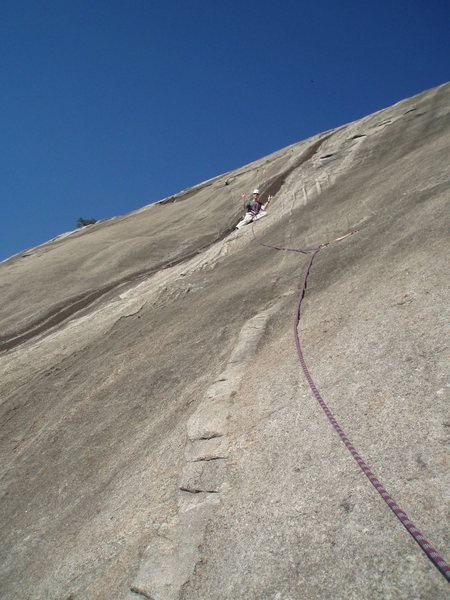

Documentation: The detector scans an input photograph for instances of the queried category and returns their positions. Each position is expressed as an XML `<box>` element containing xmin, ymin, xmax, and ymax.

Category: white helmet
<box><xmin>252</xmin><ymin>188</ymin><xmax>260</xmax><ymax>194</ymax></box>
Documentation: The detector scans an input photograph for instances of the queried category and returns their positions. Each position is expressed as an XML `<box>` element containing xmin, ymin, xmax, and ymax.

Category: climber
<box><xmin>236</xmin><ymin>188</ymin><xmax>273</xmax><ymax>229</ymax></box>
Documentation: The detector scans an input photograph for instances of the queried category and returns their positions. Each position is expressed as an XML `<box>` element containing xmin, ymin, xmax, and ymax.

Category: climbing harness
<box><xmin>251</xmin><ymin>223</ymin><xmax>450</xmax><ymax>583</ymax></box>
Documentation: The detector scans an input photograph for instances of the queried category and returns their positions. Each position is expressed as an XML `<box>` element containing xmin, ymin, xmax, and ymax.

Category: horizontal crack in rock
<box><xmin>192</xmin><ymin>456</ymin><xmax>227</xmax><ymax>462</ymax></box>
<box><xmin>197</xmin><ymin>433</ymin><xmax>224</xmax><ymax>441</ymax></box>
<box><xmin>179</xmin><ymin>487</ymin><xmax>219</xmax><ymax>494</ymax></box>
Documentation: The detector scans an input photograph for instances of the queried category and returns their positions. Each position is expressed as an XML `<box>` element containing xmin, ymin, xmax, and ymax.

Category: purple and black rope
<box><xmin>251</xmin><ymin>224</ymin><xmax>450</xmax><ymax>582</ymax></box>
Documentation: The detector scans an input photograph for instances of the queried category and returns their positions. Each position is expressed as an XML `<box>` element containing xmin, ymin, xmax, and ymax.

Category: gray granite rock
<box><xmin>0</xmin><ymin>83</ymin><xmax>449</xmax><ymax>599</ymax></box>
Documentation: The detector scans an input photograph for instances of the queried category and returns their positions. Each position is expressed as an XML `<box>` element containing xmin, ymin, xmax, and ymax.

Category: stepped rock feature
<box><xmin>1</xmin><ymin>84</ymin><xmax>449</xmax><ymax>599</ymax></box>
<box><xmin>129</xmin><ymin>303</ymin><xmax>281</xmax><ymax>599</ymax></box>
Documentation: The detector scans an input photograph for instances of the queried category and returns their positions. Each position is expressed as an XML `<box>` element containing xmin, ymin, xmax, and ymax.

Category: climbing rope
<box><xmin>251</xmin><ymin>223</ymin><xmax>450</xmax><ymax>583</ymax></box>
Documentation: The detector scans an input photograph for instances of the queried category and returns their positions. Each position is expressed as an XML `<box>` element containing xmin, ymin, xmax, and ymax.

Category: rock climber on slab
<box><xmin>236</xmin><ymin>188</ymin><xmax>273</xmax><ymax>229</ymax></box>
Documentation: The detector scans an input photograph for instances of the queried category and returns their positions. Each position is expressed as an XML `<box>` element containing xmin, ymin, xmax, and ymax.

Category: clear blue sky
<box><xmin>1</xmin><ymin>0</ymin><xmax>449</xmax><ymax>261</ymax></box>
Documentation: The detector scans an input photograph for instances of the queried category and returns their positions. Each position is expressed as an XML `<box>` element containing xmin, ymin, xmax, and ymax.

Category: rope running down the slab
<box><xmin>250</xmin><ymin>222</ymin><xmax>450</xmax><ymax>583</ymax></box>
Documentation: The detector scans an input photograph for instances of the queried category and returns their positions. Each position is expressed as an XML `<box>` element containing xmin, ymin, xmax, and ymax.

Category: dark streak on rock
<box><xmin>179</xmin><ymin>487</ymin><xmax>219</xmax><ymax>494</ymax></box>
<box><xmin>259</xmin><ymin>133</ymin><xmax>334</xmax><ymax>204</ymax></box>
<box><xmin>0</xmin><ymin>232</ymin><xmax>236</xmax><ymax>354</ymax></box>
<box><xmin>129</xmin><ymin>585</ymin><xmax>155</xmax><ymax>599</ymax></box>
<box><xmin>192</xmin><ymin>457</ymin><xmax>227</xmax><ymax>462</ymax></box>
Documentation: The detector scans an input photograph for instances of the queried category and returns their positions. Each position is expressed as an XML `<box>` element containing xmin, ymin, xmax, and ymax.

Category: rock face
<box><xmin>0</xmin><ymin>84</ymin><xmax>449</xmax><ymax>599</ymax></box>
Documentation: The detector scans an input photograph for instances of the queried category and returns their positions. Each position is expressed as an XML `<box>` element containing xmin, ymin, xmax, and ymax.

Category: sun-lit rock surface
<box><xmin>0</xmin><ymin>83</ymin><xmax>449</xmax><ymax>599</ymax></box>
